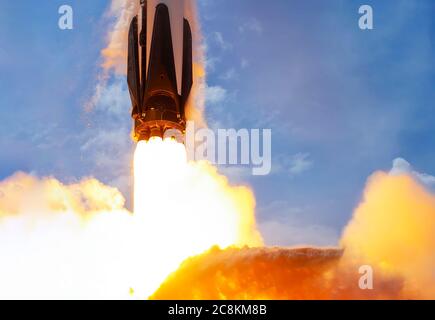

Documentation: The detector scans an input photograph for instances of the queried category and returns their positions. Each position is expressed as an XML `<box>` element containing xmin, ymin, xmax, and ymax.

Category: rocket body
<box><xmin>127</xmin><ymin>0</ymin><xmax>193</xmax><ymax>141</ymax></box>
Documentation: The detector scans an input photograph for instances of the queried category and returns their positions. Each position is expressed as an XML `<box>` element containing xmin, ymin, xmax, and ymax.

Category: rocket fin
<box><xmin>139</xmin><ymin>1</ymin><xmax>147</xmax><ymax>102</ymax></box>
<box><xmin>181</xmin><ymin>19</ymin><xmax>193</xmax><ymax>116</ymax></box>
<box><xmin>127</xmin><ymin>16</ymin><xmax>141</xmax><ymax>117</ymax></box>
<box><xmin>144</xmin><ymin>3</ymin><xmax>179</xmax><ymax>113</ymax></box>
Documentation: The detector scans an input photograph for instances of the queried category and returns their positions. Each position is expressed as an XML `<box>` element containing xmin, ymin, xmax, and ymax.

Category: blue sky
<box><xmin>0</xmin><ymin>0</ymin><xmax>434</xmax><ymax>246</ymax></box>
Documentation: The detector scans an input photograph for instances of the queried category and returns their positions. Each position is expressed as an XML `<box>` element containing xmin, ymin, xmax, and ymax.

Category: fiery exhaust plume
<box><xmin>340</xmin><ymin>172</ymin><xmax>435</xmax><ymax>299</ymax></box>
<box><xmin>0</xmin><ymin>0</ymin><xmax>261</xmax><ymax>299</ymax></box>
<box><xmin>132</xmin><ymin>137</ymin><xmax>262</xmax><ymax>296</ymax></box>
<box><xmin>0</xmin><ymin>0</ymin><xmax>433</xmax><ymax>301</ymax></box>
<box><xmin>152</xmin><ymin>247</ymin><xmax>344</xmax><ymax>300</ymax></box>
<box><xmin>3</xmin><ymin>165</ymin><xmax>434</xmax><ymax>299</ymax></box>
<box><xmin>151</xmin><ymin>171</ymin><xmax>435</xmax><ymax>300</ymax></box>
<box><xmin>0</xmin><ymin>139</ymin><xmax>261</xmax><ymax>299</ymax></box>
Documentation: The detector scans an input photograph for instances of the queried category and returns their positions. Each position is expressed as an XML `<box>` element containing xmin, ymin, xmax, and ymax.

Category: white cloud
<box><xmin>80</xmin><ymin>126</ymin><xmax>134</xmax><ymax>199</ymax></box>
<box><xmin>258</xmin><ymin>201</ymin><xmax>339</xmax><ymax>247</ymax></box>
<box><xmin>205</xmin><ymin>85</ymin><xmax>227</xmax><ymax>105</ymax></box>
<box><xmin>241</xmin><ymin>58</ymin><xmax>249</xmax><ymax>69</ymax></box>
<box><xmin>213</xmin><ymin>32</ymin><xmax>231</xmax><ymax>50</ymax></box>
<box><xmin>87</xmin><ymin>78</ymin><xmax>130</xmax><ymax>116</ymax></box>
<box><xmin>217</xmin><ymin>166</ymin><xmax>252</xmax><ymax>183</ymax></box>
<box><xmin>205</xmin><ymin>56</ymin><xmax>220</xmax><ymax>73</ymax></box>
<box><xmin>259</xmin><ymin>220</ymin><xmax>339</xmax><ymax>247</ymax></box>
<box><xmin>271</xmin><ymin>153</ymin><xmax>313</xmax><ymax>177</ymax></box>
<box><xmin>288</xmin><ymin>153</ymin><xmax>313</xmax><ymax>175</ymax></box>
<box><xmin>81</xmin><ymin>76</ymin><xmax>134</xmax><ymax>199</ymax></box>
<box><xmin>238</xmin><ymin>18</ymin><xmax>263</xmax><ymax>35</ymax></box>
<box><xmin>389</xmin><ymin>157</ymin><xmax>435</xmax><ymax>188</ymax></box>
<box><xmin>220</xmin><ymin>68</ymin><xmax>237</xmax><ymax>81</ymax></box>
<box><xmin>81</xmin><ymin>127</ymin><xmax>128</xmax><ymax>152</ymax></box>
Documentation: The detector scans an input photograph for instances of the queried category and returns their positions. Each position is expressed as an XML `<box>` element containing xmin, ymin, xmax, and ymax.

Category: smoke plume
<box><xmin>340</xmin><ymin>172</ymin><xmax>435</xmax><ymax>298</ymax></box>
<box><xmin>0</xmin><ymin>139</ymin><xmax>262</xmax><ymax>299</ymax></box>
<box><xmin>151</xmin><ymin>169</ymin><xmax>435</xmax><ymax>300</ymax></box>
<box><xmin>1</xmin><ymin>0</ymin><xmax>434</xmax><ymax>300</ymax></box>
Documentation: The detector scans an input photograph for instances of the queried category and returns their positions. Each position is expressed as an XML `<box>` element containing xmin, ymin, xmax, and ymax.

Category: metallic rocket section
<box><xmin>127</xmin><ymin>0</ymin><xmax>193</xmax><ymax>141</ymax></box>
<box><xmin>127</xmin><ymin>16</ymin><xmax>140</xmax><ymax>118</ymax></box>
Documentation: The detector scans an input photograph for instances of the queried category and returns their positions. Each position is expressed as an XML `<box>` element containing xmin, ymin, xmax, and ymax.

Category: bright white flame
<box><xmin>0</xmin><ymin>138</ymin><xmax>261</xmax><ymax>299</ymax></box>
<box><xmin>133</xmin><ymin>137</ymin><xmax>262</xmax><ymax>297</ymax></box>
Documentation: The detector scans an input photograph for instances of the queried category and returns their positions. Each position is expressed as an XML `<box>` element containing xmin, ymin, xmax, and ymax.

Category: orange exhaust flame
<box><xmin>151</xmin><ymin>246</ymin><xmax>411</xmax><ymax>300</ymax></box>
<box><xmin>0</xmin><ymin>141</ymin><xmax>434</xmax><ymax>299</ymax></box>
<box><xmin>0</xmin><ymin>139</ymin><xmax>262</xmax><ymax>299</ymax></box>
<box><xmin>152</xmin><ymin>247</ymin><xmax>344</xmax><ymax>300</ymax></box>
<box><xmin>151</xmin><ymin>172</ymin><xmax>435</xmax><ymax>300</ymax></box>
<box><xmin>133</xmin><ymin>137</ymin><xmax>262</xmax><ymax>297</ymax></box>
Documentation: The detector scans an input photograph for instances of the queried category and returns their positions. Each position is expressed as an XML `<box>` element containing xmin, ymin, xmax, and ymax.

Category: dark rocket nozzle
<box><xmin>127</xmin><ymin>1</ymin><xmax>193</xmax><ymax>142</ymax></box>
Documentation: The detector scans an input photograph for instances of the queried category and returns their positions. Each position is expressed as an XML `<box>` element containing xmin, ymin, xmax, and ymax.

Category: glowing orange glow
<box><xmin>152</xmin><ymin>172</ymin><xmax>435</xmax><ymax>300</ymax></box>
<box><xmin>152</xmin><ymin>247</ymin><xmax>345</xmax><ymax>300</ymax></box>
<box><xmin>0</xmin><ymin>138</ymin><xmax>262</xmax><ymax>299</ymax></box>
<box><xmin>0</xmin><ymin>142</ymin><xmax>434</xmax><ymax>299</ymax></box>
<box><xmin>340</xmin><ymin>172</ymin><xmax>435</xmax><ymax>298</ymax></box>
<box><xmin>133</xmin><ymin>137</ymin><xmax>262</xmax><ymax>297</ymax></box>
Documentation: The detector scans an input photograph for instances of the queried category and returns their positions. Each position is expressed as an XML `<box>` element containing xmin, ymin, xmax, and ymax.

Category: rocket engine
<box><xmin>127</xmin><ymin>0</ymin><xmax>193</xmax><ymax>141</ymax></box>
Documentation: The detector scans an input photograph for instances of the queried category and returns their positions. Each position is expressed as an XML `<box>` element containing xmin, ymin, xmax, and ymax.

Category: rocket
<box><xmin>127</xmin><ymin>0</ymin><xmax>193</xmax><ymax>141</ymax></box>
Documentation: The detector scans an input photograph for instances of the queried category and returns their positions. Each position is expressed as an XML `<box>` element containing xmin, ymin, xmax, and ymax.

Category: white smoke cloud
<box><xmin>90</xmin><ymin>78</ymin><xmax>130</xmax><ymax>116</ymax></box>
<box><xmin>389</xmin><ymin>157</ymin><xmax>435</xmax><ymax>189</ymax></box>
<box><xmin>205</xmin><ymin>85</ymin><xmax>227</xmax><ymax>105</ymax></box>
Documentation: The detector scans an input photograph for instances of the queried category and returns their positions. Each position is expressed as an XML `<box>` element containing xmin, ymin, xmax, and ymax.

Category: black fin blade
<box><xmin>127</xmin><ymin>16</ymin><xmax>141</xmax><ymax>116</ymax></box>
<box><xmin>139</xmin><ymin>0</ymin><xmax>147</xmax><ymax>101</ymax></box>
<box><xmin>181</xmin><ymin>18</ymin><xmax>193</xmax><ymax>116</ymax></box>
<box><xmin>144</xmin><ymin>3</ymin><xmax>179</xmax><ymax>112</ymax></box>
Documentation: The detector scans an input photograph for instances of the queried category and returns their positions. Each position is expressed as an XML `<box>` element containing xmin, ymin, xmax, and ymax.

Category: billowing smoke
<box><xmin>152</xmin><ymin>168</ymin><xmax>435</xmax><ymax>300</ymax></box>
<box><xmin>0</xmin><ymin>0</ymin><xmax>258</xmax><ymax>299</ymax></box>
<box><xmin>0</xmin><ymin>139</ymin><xmax>262</xmax><ymax>299</ymax></box>
<box><xmin>152</xmin><ymin>247</ymin><xmax>345</xmax><ymax>300</ymax></box>
<box><xmin>1</xmin><ymin>0</ymin><xmax>433</xmax><ymax>300</ymax></box>
<box><xmin>0</xmin><ymin>172</ymin><xmax>132</xmax><ymax>299</ymax></box>
<box><xmin>100</xmin><ymin>0</ymin><xmax>140</xmax><ymax>75</ymax></box>
<box><xmin>340</xmin><ymin>172</ymin><xmax>435</xmax><ymax>298</ymax></box>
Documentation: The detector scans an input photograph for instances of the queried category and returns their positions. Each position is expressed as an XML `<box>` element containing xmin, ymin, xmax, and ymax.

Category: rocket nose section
<box><xmin>144</xmin><ymin>4</ymin><xmax>179</xmax><ymax>104</ymax></box>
